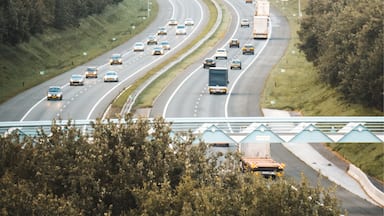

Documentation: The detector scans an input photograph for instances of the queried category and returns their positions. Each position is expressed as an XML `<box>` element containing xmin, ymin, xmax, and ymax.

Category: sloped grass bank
<box><xmin>263</xmin><ymin>0</ymin><xmax>383</xmax><ymax>181</ymax></box>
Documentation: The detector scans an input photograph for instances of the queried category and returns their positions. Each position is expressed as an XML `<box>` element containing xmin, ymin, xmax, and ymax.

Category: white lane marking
<box><xmin>87</xmin><ymin>0</ymin><xmax>203</xmax><ymax>120</ymax></box>
<box><xmin>224</xmin><ymin>19</ymin><xmax>272</xmax><ymax>119</ymax></box>
<box><xmin>162</xmin><ymin>0</ymin><xmax>239</xmax><ymax>118</ymax></box>
<box><xmin>170</xmin><ymin>0</ymin><xmax>176</xmax><ymax>19</ymax></box>
<box><xmin>20</xmin><ymin>0</ymin><xmax>198</xmax><ymax>121</ymax></box>
<box><xmin>20</xmin><ymin>83</ymin><xmax>69</xmax><ymax>122</ymax></box>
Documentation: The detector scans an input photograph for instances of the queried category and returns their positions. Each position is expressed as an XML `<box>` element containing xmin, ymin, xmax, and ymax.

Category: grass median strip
<box><xmin>108</xmin><ymin>0</ymin><xmax>231</xmax><ymax>117</ymax></box>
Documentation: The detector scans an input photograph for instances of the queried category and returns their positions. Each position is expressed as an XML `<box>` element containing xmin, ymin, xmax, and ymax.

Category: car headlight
<box><xmin>48</xmin><ymin>94</ymin><xmax>52</xmax><ymax>96</ymax></box>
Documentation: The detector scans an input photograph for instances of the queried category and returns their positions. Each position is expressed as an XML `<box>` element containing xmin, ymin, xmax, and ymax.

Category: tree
<box><xmin>0</xmin><ymin>116</ymin><xmax>343</xmax><ymax>215</ymax></box>
<box><xmin>297</xmin><ymin>0</ymin><xmax>383</xmax><ymax>110</ymax></box>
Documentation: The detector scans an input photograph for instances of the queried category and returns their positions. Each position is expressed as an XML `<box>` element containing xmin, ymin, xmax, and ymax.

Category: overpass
<box><xmin>1</xmin><ymin>116</ymin><xmax>383</xmax><ymax>143</ymax></box>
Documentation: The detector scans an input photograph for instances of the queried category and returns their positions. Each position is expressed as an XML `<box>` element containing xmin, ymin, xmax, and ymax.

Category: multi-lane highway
<box><xmin>0</xmin><ymin>0</ymin><xmax>381</xmax><ymax>215</ymax></box>
<box><xmin>0</xmin><ymin>0</ymin><xmax>207</xmax><ymax>122</ymax></box>
<box><xmin>151</xmin><ymin>0</ymin><xmax>283</xmax><ymax>118</ymax></box>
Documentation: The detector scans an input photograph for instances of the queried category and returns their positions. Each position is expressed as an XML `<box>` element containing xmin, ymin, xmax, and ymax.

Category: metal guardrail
<box><xmin>1</xmin><ymin>117</ymin><xmax>383</xmax><ymax>143</ymax></box>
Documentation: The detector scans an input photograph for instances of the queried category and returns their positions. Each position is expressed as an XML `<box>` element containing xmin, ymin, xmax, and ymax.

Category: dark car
<box><xmin>203</xmin><ymin>58</ymin><xmax>216</xmax><ymax>68</ymax></box>
<box><xmin>47</xmin><ymin>86</ymin><xmax>63</xmax><ymax>100</ymax></box>
<box><xmin>157</xmin><ymin>26</ymin><xmax>167</xmax><ymax>35</ymax></box>
<box><xmin>109</xmin><ymin>53</ymin><xmax>122</xmax><ymax>65</ymax></box>
<box><xmin>85</xmin><ymin>66</ymin><xmax>98</xmax><ymax>78</ymax></box>
<box><xmin>146</xmin><ymin>35</ymin><xmax>158</xmax><ymax>45</ymax></box>
<box><xmin>229</xmin><ymin>39</ymin><xmax>240</xmax><ymax>48</ymax></box>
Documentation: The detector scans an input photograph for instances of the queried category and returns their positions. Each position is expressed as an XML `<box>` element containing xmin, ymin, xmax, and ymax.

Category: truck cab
<box><xmin>208</xmin><ymin>67</ymin><xmax>229</xmax><ymax>94</ymax></box>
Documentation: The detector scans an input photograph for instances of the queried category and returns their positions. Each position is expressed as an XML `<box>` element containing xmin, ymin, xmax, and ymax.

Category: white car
<box><xmin>152</xmin><ymin>46</ymin><xmax>164</xmax><ymax>55</ymax></box>
<box><xmin>214</xmin><ymin>48</ymin><xmax>228</xmax><ymax>59</ymax></box>
<box><xmin>168</xmin><ymin>18</ymin><xmax>178</xmax><ymax>26</ymax></box>
<box><xmin>175</xmin><ymin>25</ymin><xmax>187</xmax><ymax>35</ymax></box>
<box><xmin>69</xmin><ymin>74</ymin><xmax>84</xmax><ymax>86</ymax></box>
<box><xmin>133</xmin><ymin>42</ymin><xmax>145</xmax><ymax>52</ymax></box>
<box><xmin>184</xmin><ymin>18</ymin><xmax>194</xmax><ymax>26</ymax></box>
<box><xmin>240</xmin><ymin>18</ymin><xmax>250</xmax><ymax>27</ymax></box>
<box><xmin>160</xmin><ymin>41</ymin><xmax>171</xmax><ymax>50</ymax></box>
<box><xmin>103</xmin><ymin>71</ymin><xmax>119</xmax><ymax>82</ymax></box>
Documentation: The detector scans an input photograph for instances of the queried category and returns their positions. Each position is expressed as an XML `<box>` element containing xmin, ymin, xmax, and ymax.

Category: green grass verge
<box><xmin>264</xmin><ymin>0</ymin><xmax>383</xmax><ymax>181</ymax></box>
<box><xmin>109</xmin><ymin>0</ymin><xmax>230</xmax><ymax>116</ymax></box>
<box><xmin>0</xmin><ymin>0</ymin><xmax>158</xmax><ymax>104</ymax></box>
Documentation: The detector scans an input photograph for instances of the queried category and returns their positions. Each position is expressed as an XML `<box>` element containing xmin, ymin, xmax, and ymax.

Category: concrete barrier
<box><xmin>347</xmin><ymin>164</ymin><xmax>384</xmax><ymax>207</ymax></box>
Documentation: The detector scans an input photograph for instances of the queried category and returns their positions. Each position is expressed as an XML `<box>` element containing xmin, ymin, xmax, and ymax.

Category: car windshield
<box><xmin>49</xmin><ymin>87</ymin><xmax>61</xmax><ymax>92</ymax></box>
<box><xmin>106</xmin><ymin>71</ymin><xmax>116</xmax><ymax>76</ymax></box>
<box><xmin>87</xmin><ymin>67</ymin><xmax>96</xmax><ymax>72</ymax></box>
<box><xmin>177</xmin><ymin>25</ymin><xmax>185</xmax><ymax>29</ymax></box>
<box><xmin>111</xmin><ymin>54</ymin><xmax>121</xmax><ymax>59</ymax></box>
<box><xmin>71</xmin><ymin>75</ymin><xmax>82</xmax><ymax>79</ymax></box>
<box><xmin>135</xmin><ymin>42</ymin><xmax>143</xmax><ymax>46</ymax></box>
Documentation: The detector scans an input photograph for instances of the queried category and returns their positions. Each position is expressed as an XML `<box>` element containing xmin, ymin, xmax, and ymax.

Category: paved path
<box><xmin>262</xmin><ymin>108</ymin><xmax>378</xmax><ymax>206</ymax></box>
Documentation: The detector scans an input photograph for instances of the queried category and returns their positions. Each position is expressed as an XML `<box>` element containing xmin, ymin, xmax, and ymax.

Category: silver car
<box><xmin>47</xmin><ymin>86</ymin><xmax>63</xmax><ymax>100</ymax></box>
<box><xmin>70</xmin><ymin>74</ymin><xmax>84</xmax><ymax>86</ymax></box>
<box><xmin>133</xmin><ymin>42</ymin><xmax>145</xmax><ymax>52</ymax></box>
<box><xmin>230</xmin><ymin>59</ymin><xmax>242</xmax><ymax>70</ymax></box>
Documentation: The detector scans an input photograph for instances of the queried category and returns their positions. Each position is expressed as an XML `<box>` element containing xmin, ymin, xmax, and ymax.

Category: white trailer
<box><xmin>255</xmin><ymin>0</ymin><xmax>270</xmax><ymax>16</ymax></box>
<box><xmin>253</xmin><ymin>16</ymin><xmax>269</xmax><ymax>39</ymax></box>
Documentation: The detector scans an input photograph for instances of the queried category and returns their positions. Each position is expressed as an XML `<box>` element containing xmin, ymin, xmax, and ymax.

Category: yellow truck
<box><xmin>239</xmin><ymin>136</ymin><xmax>285</xmax><ymax>179</ymax></box>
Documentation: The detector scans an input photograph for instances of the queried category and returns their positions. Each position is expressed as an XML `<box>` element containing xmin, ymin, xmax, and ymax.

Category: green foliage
<box><xmin>328</xmin><ymin>143</ymin><xmax>384</xmax><ymax>181</ymax></box>
<box><xmin>297</xmin><ymin>0</ymin><xmax>383</xmax><ymax>110</ymax></box>
<box><xmin>0</xmin><ymin>116</ymin><xmax>342</xmax><ymax>215</ymax></box>
<box><xmin>0</xmin><ymin>0</ymin><xmax>123</xmax><ymax>44</ymax></box>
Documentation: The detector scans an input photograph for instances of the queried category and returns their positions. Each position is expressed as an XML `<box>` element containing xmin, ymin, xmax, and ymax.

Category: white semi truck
<box><xmin>253</xmin><ymin>16</ymin><xmax>269</xmax><ymax>39</ymax></box>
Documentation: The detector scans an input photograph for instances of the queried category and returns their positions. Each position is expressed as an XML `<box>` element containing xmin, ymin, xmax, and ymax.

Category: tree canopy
<box><xmin>0</xmin><ymin>0</ymin><xmax>123</xmax><ymax>45</ymax></box>
<box><xmin>0</xmin><ymin>115</ymin><xmax>342</xmax><ymax>215</ymax></box>
<box><xmin>297</xmin><ymin>0</ymin><xmax>383</xmax><ymax>110</ymax></box>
